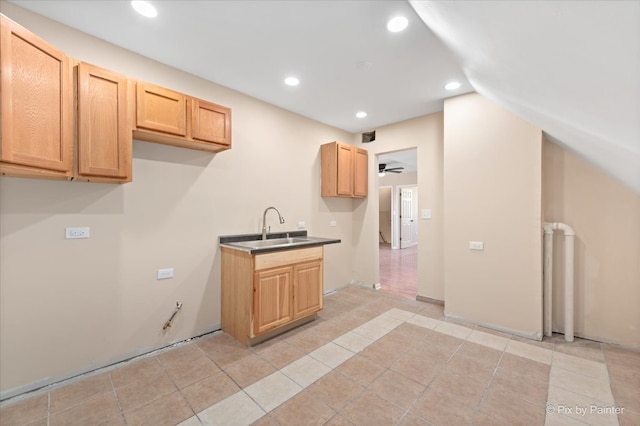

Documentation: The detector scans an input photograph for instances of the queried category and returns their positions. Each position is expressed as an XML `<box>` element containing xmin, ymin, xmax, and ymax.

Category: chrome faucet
<box><xmin>262</xmin><ymin>207</ymin><xmax>285</xmax><ymax>240</ymax></box>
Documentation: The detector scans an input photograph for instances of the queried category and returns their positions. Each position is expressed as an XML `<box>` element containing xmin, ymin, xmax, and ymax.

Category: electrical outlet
<box><xmin>157</xmin><ymin>268</ymin><xmax>174</xmax><ymax>280</ymax></box>
<box><xmin>469</xmin><ymin>241</ymin><xmax>484</xmax><ymax>251</ymax></box>
<box><xmin>297</xmin><ymin>221</ymin><xmax>306</xmax><ymax>229</ymax></box>
<box><xmin>329</xmin><ymin>220</ymin><xmax>337</xmax><ymax>227</ymax></box>
<box><xmin>65</xmin><ymin>227</ymin><xmax>90</xmax><ymax>239</ymax></box>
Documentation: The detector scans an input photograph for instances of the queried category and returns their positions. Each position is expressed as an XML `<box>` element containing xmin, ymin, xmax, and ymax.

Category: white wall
<box><xmin>0</xmin><ymin>3</ymin><xmax>354</xmax><ymax>397</ymax></box>
<box><xmin>443</xmin><ymin>93</ymin><xmax>543</xmax><ymax>338</ymax></box>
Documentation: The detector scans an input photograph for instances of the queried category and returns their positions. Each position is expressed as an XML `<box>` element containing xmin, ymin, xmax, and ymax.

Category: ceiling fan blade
<box><xmin>385</xmin><ymin>167</ymin><xmax>404</xmax><ymax>172</ymax></box>
<box><xmin>388</xmin><ymin>170</ymin><xmax>402</xmax><ymax>173</ymax></box>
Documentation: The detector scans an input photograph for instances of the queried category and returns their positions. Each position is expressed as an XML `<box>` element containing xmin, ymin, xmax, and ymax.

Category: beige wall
<box><xmin>443</xmin><ymin>93</ymin><xmax>543</xmax><ymax>338</ymax></box>
<box><xmin>378</xmin><ymin>187</ymin><xmax>392</xmax><ymax>243</ymax></box>
<box><xmin>0</xmin><ymin>3</ymin><xmax>354</xmax><ymax>397</ymax></box>
<box><xmin>351</xmin><ymin>115</ymin><xmax>444</xmax><ymax>300</ymax></box>
<box><xmin>543</xmin><ymin>140</ymin><xmax>640</xmax><ymax>348</ymax></box>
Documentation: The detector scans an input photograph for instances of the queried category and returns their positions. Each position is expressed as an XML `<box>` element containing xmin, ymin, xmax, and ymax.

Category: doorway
<box><xmin>377</xmin><ymin>148</ymin><xmax>418</xmax><ymax>299</ymax></box>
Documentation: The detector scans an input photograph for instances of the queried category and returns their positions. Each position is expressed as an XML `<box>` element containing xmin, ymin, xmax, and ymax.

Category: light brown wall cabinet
<box><xmin>0</xmin><ymin>14</ymin><xmax>232</xmax><ymax>184</ymax></box>
<box><xmin>0</xmin><ymin>15</ymin><xmax>74</xmax><ymax>180</ymax></box>
<box><xmin>321</xmin><ymin>141</ymin><xmax>368</xmax><ymax>198</ymax></box>
<box><xmin>76</xmin><ymin>63</ymin><xmax>132</xmax><ymax>183</ymax></box>
<box><xmin>134</xmin><ymin>82</ymin><xmax>231</xmax><ymax>153</ymax></box>
<box><xmin>221</xmin><ymin>246</ymin><xmax>323</xmax><ymax>346</ymax></box>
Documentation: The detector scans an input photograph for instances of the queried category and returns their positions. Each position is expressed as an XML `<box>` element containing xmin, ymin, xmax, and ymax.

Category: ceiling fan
<box><xmin>378</xmin><ymin>163</ymin><xmax>404</xmax><ymax>176</ymax></box>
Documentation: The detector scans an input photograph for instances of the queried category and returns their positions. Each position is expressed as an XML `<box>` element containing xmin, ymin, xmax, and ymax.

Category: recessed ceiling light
<box><xmin>387</xmin><ymin>16</ymin><xmax>408</xmax><ymax>32</ymax></box>
<box><xmin>284</xmin><ymin>76</ymin><xmax>300</xmax><ymax>86</ymax></box>
<box><xmin>131</xmin><ymin>1</ymin><xmax>157</xmax><ymax>18</ymax></box>
<box><xmin>445</xmin><ymin>81</ymin><xmax>461</xmax><ymax>90</ymax></box>
<box><xmin>356</xmin><ymin>111</ymin><xmax>367</xmax><ymax>118</ymax></box>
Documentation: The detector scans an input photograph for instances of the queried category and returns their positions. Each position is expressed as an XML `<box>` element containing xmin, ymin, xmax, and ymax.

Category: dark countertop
<box><xmin>219</xmin><ymin>230</ymin><xmax>341</xmax><ymax>254</ymax></box>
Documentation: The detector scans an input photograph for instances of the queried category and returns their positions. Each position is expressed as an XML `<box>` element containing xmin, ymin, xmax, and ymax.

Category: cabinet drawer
<box><xmin>255</xmin><ymin>246</ymin><xmax>322</xmax><ymax>271</ymax></box>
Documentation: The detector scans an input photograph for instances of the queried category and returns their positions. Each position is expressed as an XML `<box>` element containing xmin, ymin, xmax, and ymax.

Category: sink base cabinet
<box><xmin>253</xmin><ymin>266</ymin><xmax>293</xmax><ymax>335</ymax></box>
<box><xmin>221</xmin><ymin>246</ymin><xmax>323</xmax><ymax>346</ymax></box>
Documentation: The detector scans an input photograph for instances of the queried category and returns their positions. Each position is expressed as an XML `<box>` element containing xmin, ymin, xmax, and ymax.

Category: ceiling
<box><xmin>379</xmin><ymin>149</ymin><xmax>417</xmax><ymax>174</ymax></box>
<box><xmin>7</xmin><ymin>1</ymin><xmax>639</xmax><ymax>193</ymax></box>
<box><xmin>8</xmin><ymin>0</ymin><xmax>470</xmax><ymax>134</ymax></box>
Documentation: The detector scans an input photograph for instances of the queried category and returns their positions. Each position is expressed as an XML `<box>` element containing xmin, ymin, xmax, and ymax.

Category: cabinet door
<box><xmin>191</xmin><ymin>98</ymin><xmax>231</xmax><ymax>146</ymax></box>
<box><xmin>136</xmin><ymin>82</ymin><xmax>186</xmax><ymax>136</ymax></box>
<box><xmin>292</xmin><ymin>260</ymin><xmax>323</xmax><ymax>320</ymax></box>
<box><xmin>253</xmin><ymin>267</ymin><xmax>293</xmax><ymax>335</ymax></box>
<box><xmin>77</xmin><ymin>63</ymin><xmax>131</xmax><ymax>180</ymax></box>
<box><xmin>0</xmin><ymin>16</ymin><xmax>73</xmax><ymax>176</ymax></box>
<box><xmin>336</xmin><ymin>143</ymin><xmax>354</xmax><ymax>196</ymax></box>
<box><xmin>353</xmin><ymin>148</ymin><xmax>368</xmax><ymax>197</ymax></box>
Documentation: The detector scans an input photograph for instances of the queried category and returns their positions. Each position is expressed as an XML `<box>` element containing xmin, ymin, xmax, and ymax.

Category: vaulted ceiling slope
<box><xmin>411</xmin><ymin>1</ymin><xmax>640</xmax><ymax>194</ymax></box>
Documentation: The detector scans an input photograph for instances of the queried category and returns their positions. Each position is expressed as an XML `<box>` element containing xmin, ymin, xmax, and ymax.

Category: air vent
<box><xmin>362</xmin><ymin>131</ymin><xmax>376</xmax><ymax>143</ymax></box>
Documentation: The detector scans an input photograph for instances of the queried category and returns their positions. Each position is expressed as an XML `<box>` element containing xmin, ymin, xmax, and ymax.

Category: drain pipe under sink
<box><xmin>543</xmin><ymin>222</ymin><xmax>576</xmax><ymax>342</ymax></box>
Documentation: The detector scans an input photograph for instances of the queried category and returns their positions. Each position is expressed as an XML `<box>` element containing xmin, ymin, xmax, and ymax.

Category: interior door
<box><xmin>400</xmin><ymin>186</ymin><xmax>418</xmax><ymax>248</ymax></box>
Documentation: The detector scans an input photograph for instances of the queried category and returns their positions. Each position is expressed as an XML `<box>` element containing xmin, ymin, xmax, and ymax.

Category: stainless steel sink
<box><xmin>230</xmin><ymin>237</ymin><xmax>310</xmax><ymax>249</ymax></box>
<box><xmin>219</xmin><ymin>233</ymin><xmax>340</xmax><ymax>253</ymax></box>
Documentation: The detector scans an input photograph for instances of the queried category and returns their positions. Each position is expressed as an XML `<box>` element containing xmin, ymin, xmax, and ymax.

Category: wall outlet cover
<box><xmin>469</xmin><ymin>241</ymin><xmax>484</xmax><ymax>251</ymax></box>
<box><xmin>157</xmin><ymin>268</ymin><xmax>174</xmax><ymax>280</ymax></box>
<box><xmin>65</xmin><ymin>227</ymin><xmax>90</xmax><ymax>239</ymax></box>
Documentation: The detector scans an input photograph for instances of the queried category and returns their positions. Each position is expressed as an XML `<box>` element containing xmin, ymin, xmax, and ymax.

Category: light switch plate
<box><xmin>329</xmin><ymin>220</ymin><xmax>337</xmax><ymax>227</ymax></box>
<box><xmin>421</xmin><ymin>209</ymin><xmax>432</xmax><ymax>219</ymax></box>
<box><xmin>297</xmin><ymin>221</ymin><xmax>306</xmax><ymax>229</ymax></box>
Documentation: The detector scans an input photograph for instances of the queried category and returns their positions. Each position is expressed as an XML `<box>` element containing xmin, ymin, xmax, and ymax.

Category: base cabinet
<box><xmin>293</xmin><ymin>261</ymin><xmax>323</xmax><ymax>319</ymax></box>
<box><xmin>221</xmin><ymin>246</ymin><xmax>324</xmax><ymax>346</ymax></box>
<box><xmin>253</xmin><ymin>266</ymin><xmax>293</xmax><ymax>335</ymax></box>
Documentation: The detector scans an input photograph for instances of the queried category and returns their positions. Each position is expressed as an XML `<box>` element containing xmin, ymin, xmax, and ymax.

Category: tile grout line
<box><xmin>195</xmin><ymin>306</ymin><xmax>544</xmax><ymax>425</ymax></box>
<box><xmin>108</xmin><ymin>371</ymin><xmax>128</xmax><ymax>426</ymax></box>
<box><xmin>190</xmin><ymin>307</ymin><xmax>507</xmax><ymax>425</ymax></box>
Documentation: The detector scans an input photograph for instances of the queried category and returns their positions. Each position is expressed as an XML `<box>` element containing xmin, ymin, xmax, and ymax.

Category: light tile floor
<box><xmin>1</xmin><ymin>285</ymin><xmax>638</xmax><ymax>426</ymax></box>
<box><xmin>379</xmin><ymin>244</ymin><xmax>417</xmax><ymax>299</ymax></box>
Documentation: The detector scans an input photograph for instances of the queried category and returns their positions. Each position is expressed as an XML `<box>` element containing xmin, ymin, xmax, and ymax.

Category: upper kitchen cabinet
<box><xmin>0</xmin><ymin>15</ymin><xmax>74</xmax><ymax>180</ymax></box>
<box><xmin>321</xmin><ymin>141</ymin><xmax>368</xmax><ymax>198</ymax></box>
<box><xmin>136</xmin><ymin>82</ymin><xmax>186</xmax><ymax>137</ymax></box>
<box><xmin>191</xmin><ymin>98</ymin><xmax>231</xmax><ymax>146</ymax></box>
<box><xmin>76</xmin><ymin>62</ymin><xmax>132</xmax><ymax>183</ymax></box>
<box><xmin>133</xmin><ymin>81</ymin><xmax>231</xmax><ymax>152</ymax></box>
